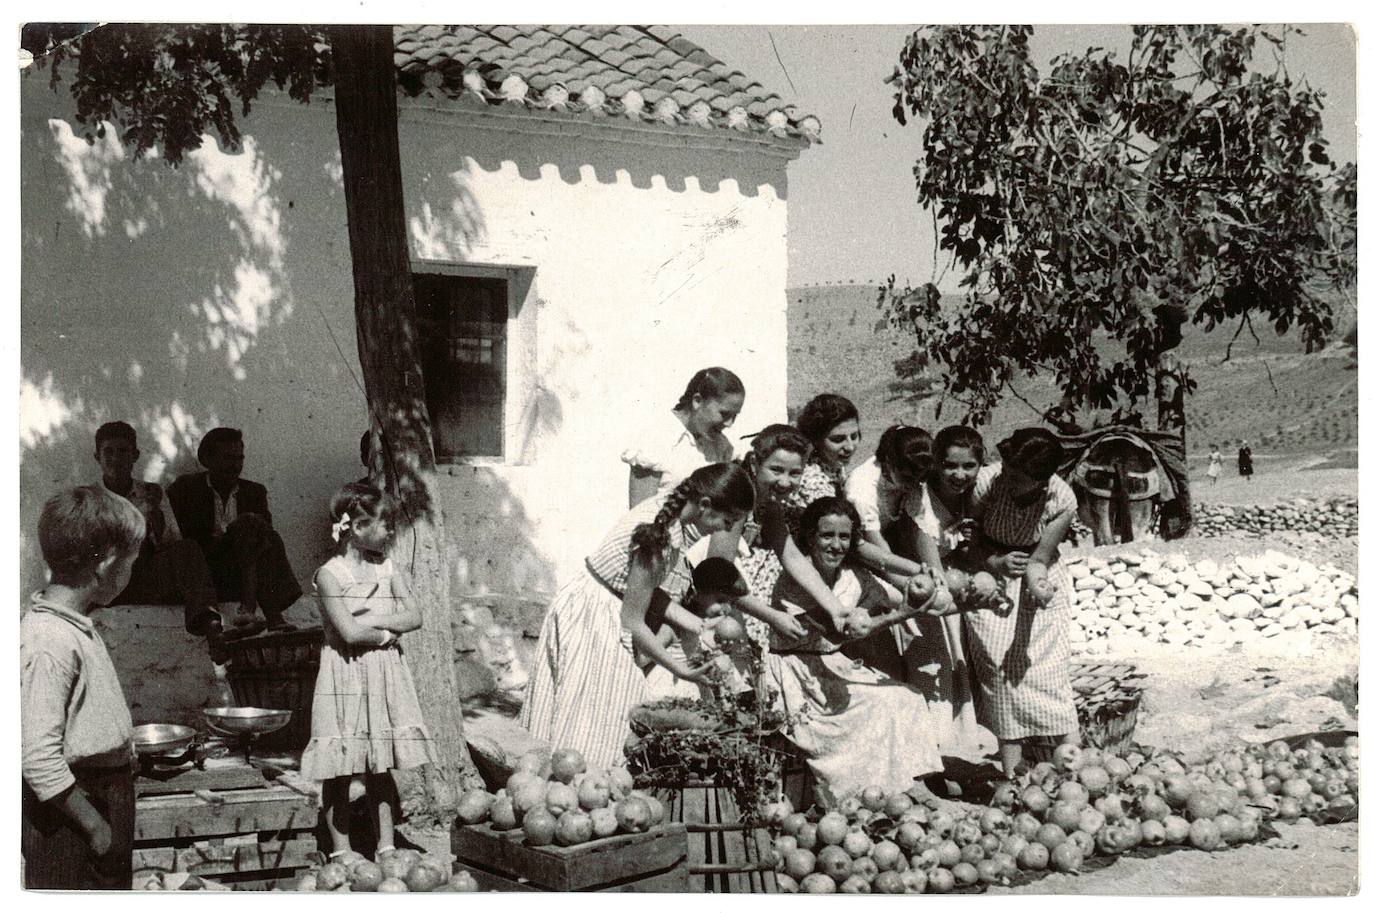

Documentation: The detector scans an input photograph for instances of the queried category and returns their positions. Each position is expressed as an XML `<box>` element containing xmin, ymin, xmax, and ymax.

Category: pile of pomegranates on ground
<box><xmin>454</xmin><ymin>747</ymin><xmax>669</xmax><ymax>847</ymax></box>
<box><xmin>766</xmin><ymin>736</ymin><xmax>1359</xmax><ymax>894</ymax></box>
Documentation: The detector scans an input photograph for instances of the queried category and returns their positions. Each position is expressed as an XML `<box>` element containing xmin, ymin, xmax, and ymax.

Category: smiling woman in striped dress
<box><xmin>520</xmin><ymin>463</ymin><xmax>755</xmax><ymax>768</ymax></box>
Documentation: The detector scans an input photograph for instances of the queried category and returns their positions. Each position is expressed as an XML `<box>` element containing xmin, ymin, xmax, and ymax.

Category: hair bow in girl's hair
<box><xmin>331</xmin><ymin>512</ymin><xmax>352</xmax><ymax>543</ymax></box>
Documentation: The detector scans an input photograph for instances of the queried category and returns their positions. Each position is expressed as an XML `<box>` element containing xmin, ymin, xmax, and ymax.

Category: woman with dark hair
<box><xmin>792</xmin><ymin>393</ymin><xmax>862</xmax><ymax>509</ymax></box>
<box><xmin>623</xmin><ymin>367</ymin><xmax>745</xmax><ymax>507</ymax></box>
<box><xmin>844</xmin><ymin>424</ymin><xmax>937</xmax><ymax>582</ymax></box>
<box><xmin>963</xmin><ymin>427</ymin><xmax>1081</xmax><ymax>779</ymax></box>
<box><xmin>764</xmin><ymin>496</ymin><xmax>944</xmax><ymax>806</ymax></box>
<box><xmin>521</xmin><ymin>463</ymin><xmax>757</xmax><ymax>766</ymax></box>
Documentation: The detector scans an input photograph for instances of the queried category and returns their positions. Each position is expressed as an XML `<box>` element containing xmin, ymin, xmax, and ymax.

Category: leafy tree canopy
<box><xmin>881</xmin><ymin>24</ymin><xmax>1356</xmax><ymax>425</ymax></box>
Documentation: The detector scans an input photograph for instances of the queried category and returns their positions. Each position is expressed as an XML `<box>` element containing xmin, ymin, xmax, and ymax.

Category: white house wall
<box><xmin>19</xmin><ymin>77</ymin><xmax>793</xmax><ymax>600</ymax></box>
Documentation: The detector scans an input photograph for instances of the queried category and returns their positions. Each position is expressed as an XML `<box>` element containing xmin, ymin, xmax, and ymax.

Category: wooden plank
<box><xmin>452</xmin><ymin>823</ymin><xmax>687</xmax><ymax>892</ymax></box>
<box><xmin>136</xmin><ymin>765</ymin><xmax>269</xmax><ymax>796</ymax></box>
<box><xmin>135</xmin><ymin>790</ymin><xmax>318</xmax><ymax>841</ymax></box>
<box><xmin>454</xmin><ymin>860</ymin><xmax>689</xmax><ymax>893</ymax></box>
<box><xmin>133</xmin><ymin>836</ymin><xmax>317</xmax><ymax>877</ymax></box>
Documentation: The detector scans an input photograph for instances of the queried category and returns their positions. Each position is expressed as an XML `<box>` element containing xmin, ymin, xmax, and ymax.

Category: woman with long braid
<box><xmin>521</xmin><ymin>463</ymin><xmax>757</xmax><ymax>767</ymax></box>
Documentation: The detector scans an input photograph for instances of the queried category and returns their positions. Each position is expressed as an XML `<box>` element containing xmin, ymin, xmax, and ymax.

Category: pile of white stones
<box><xmin>1192</xmin><ymin>496</ymin><xmax>1357</xmax><ymax>538</ymax></box>
<box><xmin>1066</xmin><ymin>548</ymin><xmax>1358</xmax><ymax>655</ymax></box>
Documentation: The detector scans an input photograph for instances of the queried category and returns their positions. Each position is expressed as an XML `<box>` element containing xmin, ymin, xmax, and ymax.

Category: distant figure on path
<box><xmin>167</xmin><ymin>428</ymin><xmax>303</xmax><ymax>632</ymax></box>
<box><xmin>1207</xmin><ymin>445</ymin><xmax>1223</xmax><ymax>486</ymax></box>
<box><xmin>1237</xmin><ymin>441</ymin><xmax>1254</xmax><ymax>481</ymax></box>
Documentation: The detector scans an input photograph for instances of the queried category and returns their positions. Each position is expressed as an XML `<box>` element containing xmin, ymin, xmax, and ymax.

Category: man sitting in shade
<box><xmin>167</xmin><ymin>427</ymin><xmax>303</xmax><ymax>633</ymax></box>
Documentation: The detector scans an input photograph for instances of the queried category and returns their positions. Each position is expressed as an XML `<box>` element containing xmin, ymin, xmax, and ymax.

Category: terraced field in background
<box><xmin>786</xmin><ymin>284</ymin><xmax>1357</xmax><ymax>468</ymax></box>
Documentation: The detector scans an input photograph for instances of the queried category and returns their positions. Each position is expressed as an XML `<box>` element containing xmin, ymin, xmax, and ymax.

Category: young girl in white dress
<box><xmin>301</xmin><ymin>483</ymin><xmax>438</xmax><ymax>860</ymax></box>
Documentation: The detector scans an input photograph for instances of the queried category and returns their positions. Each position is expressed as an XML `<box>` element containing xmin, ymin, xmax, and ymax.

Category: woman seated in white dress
<box><xmin>765</xmin><ymin>496</ymin><xmax>944</xmax><ymax>807</ymax></box>
<box><xmin>622</xmin><ymin>367</ymin><xmax>745</xmax><ymax>507</ymax></box>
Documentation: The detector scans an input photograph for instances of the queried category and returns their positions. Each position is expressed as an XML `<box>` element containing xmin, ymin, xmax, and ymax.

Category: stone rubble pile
<box><xmin>1066</xmin><ymin>548</ymin><xmax>1358</xmax><ymax>655</ymax></box>
<box><xmin>1192</xmin><ymin>496</ymin><xmax>1357</xmax><ymax>538</ymax></box>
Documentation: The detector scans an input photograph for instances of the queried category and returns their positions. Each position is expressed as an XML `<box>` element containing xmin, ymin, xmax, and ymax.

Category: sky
<box><xmin>675</xmin><ymin>24</ymin><xmax>1359</xmax><ymax>289</ymax></box>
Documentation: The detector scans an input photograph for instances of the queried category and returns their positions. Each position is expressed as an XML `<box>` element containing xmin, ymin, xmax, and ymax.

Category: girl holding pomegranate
<box><xmin>622</xmin><ymin>367</ymin><xmax>745</xmax><ymax>507</ymax></box>
<box><xmin>301</xmin><ymin>483</ymin><xmax>439</xmax><ymax>861</ymax></box>
<box><xmin>908</xmin><ymin>426</ymin><xmax>999</xmax><ymax>757</ymax></box>
<box><xmin>765</xmin><ymin>496</ymin><xmax>945</xmax><ymax>807</ymax></box>
<box><xmin>963</xmin><ymin>427</ymin><xmax>1081</xmax><ymax>779</ymax></box>
<box><xmin>521</xmin><ymin>463</ymin><xmax>757</xmax><ymax>768</ymax></box>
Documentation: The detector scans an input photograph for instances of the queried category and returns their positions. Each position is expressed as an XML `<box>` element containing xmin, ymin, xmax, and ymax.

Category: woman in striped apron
<box><xmin>520</xmin><ymin>463</ymin><xmax>755</xmax><ymax>768</ymax></box>
<box><xmin>965</xmin><ymin>427</ymin><xmax>1081</xmax><ymax>779</ymax></box>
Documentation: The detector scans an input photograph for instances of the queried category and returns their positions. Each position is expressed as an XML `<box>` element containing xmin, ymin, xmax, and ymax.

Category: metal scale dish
<box><xmin>132</xmin><ymin>723</ymin><xmax>203</xmax><ymax>770</ymax></box>
<box><xmin>202</xmin><ymin>707</ymin><xmax>292</xmax><ymax>764</ymax></box>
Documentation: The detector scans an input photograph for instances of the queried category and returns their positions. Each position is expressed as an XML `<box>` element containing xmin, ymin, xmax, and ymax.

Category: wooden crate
<box><xmin>655</xmin><ymin>783</ymin><xmax>777</xmax><ymax>894</ymax></box>
<box><xmin>133</xmin><ymin>764</ymin><xmax>320</xmax><ymax>891</ymax></box>
<box><xmin>451</xmin><ymin>821</ymin><xmax>689</xmax><ymax>892</ymax></box>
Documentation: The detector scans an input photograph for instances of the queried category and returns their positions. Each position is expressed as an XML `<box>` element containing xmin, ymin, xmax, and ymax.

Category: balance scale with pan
<box><xmin>132</xmin><ymin>723</ymin><xmax>205</xmax><ymax>772</ymax></box>
<box><xmin>202</xmin><ymin>707</ymin><xmax>293</xmax><ymax>764</ymax></box>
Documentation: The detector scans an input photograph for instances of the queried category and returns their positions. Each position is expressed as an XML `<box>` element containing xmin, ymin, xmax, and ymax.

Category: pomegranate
<box><xmin>874</xmin><ymin>870</ymin><xmax>906</xmax><ymax>894</ymax></box>
<box><xmin>349</xmin><ymin>861</ymin><xmax>384</xmax><ymax>892</ymax></box>
<box><xmin>511</xmin><ymin>782</ymin><xmax>547</xmax><ymax>818</ymax></box>
<box><xmin>549</xmin><ymin>748</ymin><xmax>587</xmax><ymax>784</ymax></box>
<box><xmin>1096</xmin><ymin>824</ymin><xmax>1131</xmax><ymax>856</ymax></box>
<box><xmin>1022</xmin><ymin>841</ymin><xmax>1049</xmax><ymax>869</ymax></box>
<box><xmin>522</xmin><ymin>809</ymin><xmax>558</xmax><ymax>846</ymax></box>
<box><xmin>1080</xmin><ymin>747</ymin><xmax>1105</xmax><ymax>768</ymax></box>
<box><xmin>490</xmin><ymin>796</ymin><xmax>519</xmax><ymax>831</ymax></box>
<box><xmin>545</xmin><ymin>782</ymin><xmax>578</xmax><ymax>816</ymax></box>
<box><xmin>842</xmin><ymin>829</ymin><xmax>873</xmax><ymax>860</ymax></box>
<box><xmin>841</xmin><ymin>874</ymin><xmax>873</xmax><ymax>894</ymax></box>
<box><xmin>926</xmin><ymin>868</ymin><xmax>956</xmax><ymax>893</ymax></box>
<box><xmin>906</xmin><ymin>571</ymin><xmax>936</xmax><ymax>604</ymax></box>
<box><xmin>784</xmin><ymin>848</ymin><xmax>818</xmax><ymax>880</ymax></box>
<box><xmin>1281</xmin><ymin>778</ymin><xmax>1313</xmax><ymax>800</ymax></box>
<box><xmin>1049</xmin><ymin>841</ymin><xmax>1084</xmax><ymax>873</ymax></box>
<box><xmin>1048</xmin><ymin>802</ymin><xmax>1082</xmax><ymax>833</ymax></box>
<box><xmin>1243</xmin><ymin>777</ymin><xmax>1268</xmax><ymax>800</ymax></box>
<box><xmin>1078</xmin><ymin>766</ymin><xmax>1112</xmax><ymax>797</ymax></box>
<box><xmin>852</xmin><ymin>808</ymin><xmax>875</xmax><ymax>826</ymax></box>
<box><xmin>860</xmin><ymin>785</ymin><xmax>887</xmax><ymax>811</ymax></box>
<box><xmin>978</xmin><ymin>832</ymin><xmax>1001</xmax><ymax>855</ymax></box>
<box><xmin>951</xmin><ymin>862</ymin><xmax>979</xmax><ymax>886</ymax></box>
<box><xmin>1076</xmin><ymin>807</ymin><xmax>1106</xmax><ymax>836</ymax></box>
<box><xmin>851</xmin><ymin>857</ymin><xmax>879</xmax><ymax>881</ymax></box>
<box><xmin>607</xmin><ymin>766</ymin><xmax>635</xmax><ymax>798</ymax></box>
<box><xmin>969</xmin><ymin>571</ymin><xmax>998</xmax><ymax>603</ymax></box>
<box><xmin>448</xmin><ymin>871</ymin><xmax>479</xmax><ymax>893</ymax></box>
<box><xmin>1000</xmin><ymin>834</ymin><xmax>1029</xmax><ymax>859</ymax></box>
<box><xmin>975</xmin><ymin>859</ymin><xmax>1003</xmax><ymax>885</ymax></box>
<box><xmin>641</xmin><ymin>794</ymin><xmax>667</xmax><ymax>827</ymax></box>
<box><xmin>1103</xmin><ymin>756</ymin><xmax>1133</xmax><ymax>782</ymax></box>
<box><xmin>872</xmin><ymin>840</ymin><xmax>905</xmax><ymax>872</ymax></box>
<box><xmin>1013</xmin><ymin>812</ymin><xmax>1043</xmax><ymax>840</ymax></box>
<box><xmin>916</xmin><ymin>848</ymin><xmax>941</xmax><ymax>871</ymax></box>
<box><xmin>1035</xmin><ymin>823</ymin><xmax>1068</xmax><ymax>851</ymax></box>
<box><xmin>376</xmin><ymin>878</ymin><xmax>408</xmax><ymax>893</ymax></box>
<box><xmin>1262</xmin><ymin>774</ymin><xmax>1283</xmax><ymax>795</ymax></box>
<box><xmin>800</xmin><ymin>873</ymin><xmax>836</xmax><ymax>894</ymax></box>
<box><xmin>775</xmin><ymin>873</ymin><xmax>800</xmax><ymax>894</ymax></box>
<box><xmin>884</xmin><ymin>792</ymin><xmax>914</xmax><ymax>819</ymax></box>
<box><xmin>1067</xmin><ymin>829</ymin><xmax>1095</xmax><ymax>859</ymax></box>
<box><xmin>944</xmin><ymin>568</ymin><xmax>970</xmax><ymax>600</ymax></box>
<box><xmin>1095</xmin><ymin>793</ymin><xmax>1127</xmax><ymax>823</ymax></box>
<box><xmin>1138</xmin><ymin>794</ymin><xmax>1171</xmax><ymax>822</ymax></box>
<box><xmin>614</xmin><ymin>796</ymin><xmax>652</xmax><ymax>833</ymax></box>
<box><xmin>589</xmin><ymin>807</ymin><xmax>619</xmax><ymax>839</ymax></box>
<box><xmin>506</xmin><ymin>771</ymin><xmax>541</xmax><ymax>794</ymax></box>
<box><xmin>1057</xmin><ymin>781</ymin><xmax>1091</xmax><ymax>809</ymax></box>
<box><xmin>773</xmin><ymin>835</ymin><xmax>799</xmax><ymax>856</ymax></box>
<box><xmin>781</xmin><ymin>812</ymin><xmax>808</xmax><ymax>836</ymax></box>
<box><xmin>555</xmin><ymin>810</ymin><xmax>594</xmax><ymax>846</ymax></box>
<box><xmin>990</xmin><ymin>782</ymin><xmax>1019</xmax><ymax>812</ymax></box>
<box><xmin>979</xmin><ymin>807</ymin><xmax>1010</xmax><ymax>835</ymax></box>
<box><xmin>1185</xmin><ymin>791</ymin><xmax>1220</xmax><ymax>822</ymax></box>
<box><xmin>1162</xmin><ymin>814</ymin><xmax>1190</xmax><ymax>844</ymax></box>
<box><xmin>817</xmin><ymin>812</ymin><xmax>849</xmax><ymax>846</ymax></box>
<box><xmin>404</xmin><ymin>863</ymin><xmax>446</xmax><ymax>893</ymax></box>
<box><xmin>796</xmin><ymin>823</ymin><xmax>819</xmax><ymax>850</ymax></box>
<box><xmin>817</xmin><ymin>845</ymin><xmax>852</xmax><ymax>881</ymax></box>
<box><xmin>1053</xmin><ymin>744</ymin><xmax>1085</xmax><ymax>774</ymax></box>
<box><xmin>1188</xmin><ymin>819</ymin><xmax>1221</xmax><ymax>851</ymax></box>
<box><xmin>316</xmin><ymin>863</ymin><xmax>348</xmax><ymax>892</ymax></box>
<box><xmin>456</xmin><ymin>790</ymin><xmax>495</xmax><ymax>825</ymax></box>
<box><xmin>378</xmin><ymin>854</ymin><xmax>411</xmax><ymax>882</ymax></box>
<box><xmin>952</xmin><ymin>819</ymin><xmax>982</xmax><ymax>846</ymax></box>
<box><xmin>936</xmin><ymin>840</ymin><xmax>962</xmax><ymax>868</ymax></box>
<box><xmin>1020</xmin><ymin>784</ymin><xmax>1052</xmax><ymax>814</ymax></box>
<box><xmin>1213</xmin><ymin>813</ymin><xmax>1242</xmax><ymax>845</ymax></box>
<box><xmin>514</xmin><ymin>750</ymin><xmax>547</xmax><ymax>775</ymax></box>
<box><xmin>959</xmin><ymin>842</ymin><xmax>985</xmax><ymax>865</ymax></box>
<box><xmin>991</xmin><ymin>851</ymin><xmax>1019</xmax><ymax>877</ymax></box>
<box><xmin>577</xmin><ymin>773</ymin><xmax>611</xmax><ymax>810</ymax></box>
<box><xmin>1139</xmin><ymin>819</ymin><xmax>1167</xmax><ymax>846</ymax></box>
<box><xmin>896</xmin><ymin>821</ymin><xmax>926</xmax><ymax>850</ymax></box>
<box><xmin>900</xmin><ymin>868</ymin><xmax>928</xmax><ymax>894</ymax></box>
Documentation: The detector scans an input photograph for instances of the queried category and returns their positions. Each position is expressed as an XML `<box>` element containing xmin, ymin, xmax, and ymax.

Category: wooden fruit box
<box><xmin>451</xmin><ymin>821</ymin><xmax>689</xmax><ymax>892</ymax></box>
<box><xmin>133</xmin><ymin>764</ymin><xmax>320</xmax><ymax>891</ymax></box>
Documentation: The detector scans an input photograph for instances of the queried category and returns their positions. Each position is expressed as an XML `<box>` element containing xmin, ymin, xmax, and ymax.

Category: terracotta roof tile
<box><xmin>388</xmin><ymin>24</ymin><xmax>815</xmax><ymax>143</ymax></box>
